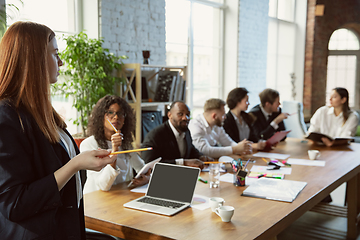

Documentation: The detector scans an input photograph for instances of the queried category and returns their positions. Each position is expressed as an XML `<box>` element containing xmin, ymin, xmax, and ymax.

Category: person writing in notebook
<box><xmin>223</xmin><ymin>87</ymin><xmax>266</xmax><ymax>150</ymax></box>
<box><xmin>249</xmin><ymin>88</ymin><xmax>289</xmax><ymax>141</ymax></box>
<box><xmin>80</xmin><ymin>95</ymin><xmax>150</xmax><ymax>193</ymax></box>
<box><xmin>307</xmin><ymin>87</ymin><xmax>359</xmax><ymax>146</ymax></box>
<box><xmin>141</xmin><ymin>101</ymin><xmax>212</xmax><ymax>168</ymax></box>
<box><xmin>188</xmin><ymin>98</ymin><xmax>253</xmax><ymax>159</ymax></box>
<box><xmin>0</xmin><ymin>21</ymin><xmax>115</xmax><ymax>240</ymax></box>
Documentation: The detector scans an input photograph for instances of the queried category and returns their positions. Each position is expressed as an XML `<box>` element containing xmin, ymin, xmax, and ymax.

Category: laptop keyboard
<box><xmin>138</xmin><ymin>197</ymin><xmax>185</xmax><ymax>208</ymax></box>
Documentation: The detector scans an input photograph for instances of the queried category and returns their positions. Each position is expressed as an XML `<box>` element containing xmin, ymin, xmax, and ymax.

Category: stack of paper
<box><xmin>242</xmin><ymin>178</ymin><xmax>307</xmax><ymax>202</ymax></box>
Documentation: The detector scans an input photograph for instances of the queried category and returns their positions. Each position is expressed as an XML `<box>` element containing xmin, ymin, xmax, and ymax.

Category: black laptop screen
<box><xmin>146</xmin><ymin>163</ymin><xmax>200</xmax><ymax>203</ymax></box>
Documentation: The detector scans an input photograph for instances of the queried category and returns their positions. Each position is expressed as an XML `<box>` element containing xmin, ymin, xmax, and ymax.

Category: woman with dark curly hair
<box><xmin>80</xmin><ymin>95</ymin><xmax>149</xmax><ymax>193</ymax></box>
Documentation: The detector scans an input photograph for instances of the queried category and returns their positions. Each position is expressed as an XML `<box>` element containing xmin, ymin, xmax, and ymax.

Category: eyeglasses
<box><xmin>106</xmin><ymin>110</ymin><xmax>126</xmax><ymax>119</ymax></box>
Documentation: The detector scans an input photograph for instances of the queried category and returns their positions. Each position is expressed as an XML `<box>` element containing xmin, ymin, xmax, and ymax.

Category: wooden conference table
<box><xmin>84</xmin><ymin>138</ymin><xmax>360</xmax><ymax>240</ymax></box>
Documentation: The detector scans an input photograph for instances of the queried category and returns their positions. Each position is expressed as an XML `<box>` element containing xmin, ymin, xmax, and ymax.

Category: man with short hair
<box><xmin>141</xmin><ymin>101</ymin><xmax>212</xmax><ymax>169</ymax></box>
<box><xmin>188</xmin><ymin>98</ymin><xmax>252</xmax><ymax>159</ymax></box>
<box><xmin>249</xmin><ymin>88</ymin><xmax>289</xmax><ymax>141</ymax></box>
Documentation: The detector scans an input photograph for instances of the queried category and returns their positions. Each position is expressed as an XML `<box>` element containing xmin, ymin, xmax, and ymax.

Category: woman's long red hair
<box><xmin>0</xmin><ymin>21</ymin><xmax>65</xmax><ymax>143</ymax></box>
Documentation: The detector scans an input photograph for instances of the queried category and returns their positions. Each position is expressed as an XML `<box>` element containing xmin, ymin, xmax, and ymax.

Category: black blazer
<box><xmin>223</xmin><ymin>111</ymin><xmax>259</xmax><ymax>143</ymax></box>
<box><xmin>141</xmin><ymin>121</ymin><xmax>203</xmax><ymax>164</ymax></box>
<box><xmin>0</xmin><ymin>100</ymin><xmax>86</xmax><ymax>240</ymax></box>
<box><xmin>248</xmin><ymin>104</ymin><xmax>286</xmax><ymax>141</ymax></box>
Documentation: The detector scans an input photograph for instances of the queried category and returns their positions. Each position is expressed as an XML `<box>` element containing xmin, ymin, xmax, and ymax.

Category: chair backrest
<box><xmin>282</xmin><ymin>101</ymin><xmax>308</xmax><ymax>139</ymax></box>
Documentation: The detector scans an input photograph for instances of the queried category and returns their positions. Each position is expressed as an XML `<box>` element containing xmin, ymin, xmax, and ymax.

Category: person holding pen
<box><xmin>80</xmin><ymin>95</ymin><xmax>150</xmax><ymax>194</ymax></box>
<box><xmin>307</xmin><ymin>87</ymin><xmax>359</xmax><ymax>146</ymax></box>
<box><xmin>0</xmin><ymin>22</ymin><xmax>115</xmax><ymax>239</ymax></box>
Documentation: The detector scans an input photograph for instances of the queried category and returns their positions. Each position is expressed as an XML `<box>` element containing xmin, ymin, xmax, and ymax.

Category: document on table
<box><xmin>250</xmin><ymin>165</ymin><xmax>292</xmax><ymax>175</ymax></box>
<box><xmin>287</xmin><ymin>158</ymin><xmax>325</xmax><ymax>166</ymax></box>
<box><xmin>130</xmin><ymin>184</ymin><xmax>148</xmax><ymax>193</ymax></box>
<box><xmin>242</xmin><ymin>178</ymin><xmax>307</xmax><ymax>202</ymax></box>
<box><xmin>253</xmin><ymin>152</ymin><xmax>290</xmax><ymax>160</ymax></box>
<box><xmin>191</xmin><ymin>194</ymin><xmax>210</xmax><ymax>210</ymax></box>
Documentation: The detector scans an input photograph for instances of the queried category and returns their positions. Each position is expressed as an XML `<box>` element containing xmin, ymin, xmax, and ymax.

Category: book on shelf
<box><xmin>306</xmin><ymin>132</ymin><xmax>354</xmax><ymax>143</ymax></box>
<box><xmin>242</xmin><ymin>178</ymin><xmax>307</xmax><ymax>202</ymax></box>
<box><xmin>174</xmin><ymin>75</ymin><xmax>183</xmax><ymax>101</ymax></box>
<box><xmin>154</xmin><ymin>70</ymin><xmax>180</xmax><ymax>102</ymax></box>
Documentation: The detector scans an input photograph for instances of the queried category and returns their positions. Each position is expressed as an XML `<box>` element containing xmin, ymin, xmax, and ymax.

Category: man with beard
<box><xmin>188</xmin><ymin>98</ymin><xmax>252</xmax><ymax>159</ymax></box>
<box><xmin>141</xmin><ymin>101</ymin><xmax>212</xmax><ymax>169</ymax></box>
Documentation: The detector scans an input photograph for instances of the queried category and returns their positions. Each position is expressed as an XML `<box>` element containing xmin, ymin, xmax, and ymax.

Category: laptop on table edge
<box><xmin>123</xmin><ymin>162</ymin><xmax>200</xmax><ymax>216</ymax></box>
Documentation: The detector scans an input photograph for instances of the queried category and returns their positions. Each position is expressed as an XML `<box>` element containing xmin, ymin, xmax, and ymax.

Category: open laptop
<box><xmin>123</xmin><ymin>163</ymin><xmax>200</xmax><ymax>216</ymax></box>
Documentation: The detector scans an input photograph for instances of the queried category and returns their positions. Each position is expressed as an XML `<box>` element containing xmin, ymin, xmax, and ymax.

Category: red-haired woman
<box><xmin>0</xmin><ymin>22</ymin><xmax>114</xmax><ymax>239</ymax></box>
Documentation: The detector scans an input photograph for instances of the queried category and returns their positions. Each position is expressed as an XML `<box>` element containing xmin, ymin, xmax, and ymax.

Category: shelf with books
<box><xmin>116</xmin><ymin>63</ymin><xmax>187</xmax><ymax>148</ymax></box>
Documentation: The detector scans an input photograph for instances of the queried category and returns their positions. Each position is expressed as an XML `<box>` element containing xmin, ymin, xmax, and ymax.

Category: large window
<box><xmin>327</xmin><ymin>28</ymin><xmax>360</xmax><ymax>108</ymax></box>
<box><xmin>267</xmin><ymin>0</ymin><xmax>297</xmax><ymax>102</ymax></box>
<box><xmin>165</xmin><ymin>0</ymin><xmax>224</xmax><ymax>118</ymax></box>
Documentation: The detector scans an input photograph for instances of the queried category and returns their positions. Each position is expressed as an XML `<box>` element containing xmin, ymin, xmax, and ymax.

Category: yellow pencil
<box><xmin>106</xmin><ymin>117</ymin><xmax>118</xmax><ymax>133</ymax></box>
<box><xmin>109</xmin><ymin>147</ymin><xmax>153</xmax><ymax>155</ymax></box>
<box><xmin>261</xmin><ymin>158</ymin><xmax>268</xmax><ymax>164</ymax></box>
<box><xmin>203</xmin><ymin>161</ymin><xmax>222</xmax><ymax>164</ymax></box>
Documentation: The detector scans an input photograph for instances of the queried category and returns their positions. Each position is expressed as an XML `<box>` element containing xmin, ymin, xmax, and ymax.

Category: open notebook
<box><xmin>123</xmin><ymin>163</ymin><xmax>200</xmax><ymax>216</ymax></box>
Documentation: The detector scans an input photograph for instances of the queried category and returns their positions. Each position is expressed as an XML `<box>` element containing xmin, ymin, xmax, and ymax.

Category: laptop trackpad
<box><xmin>142</xmin><ymin>204</ymin><xmax>161</xmax><ymax>211</ymax></box>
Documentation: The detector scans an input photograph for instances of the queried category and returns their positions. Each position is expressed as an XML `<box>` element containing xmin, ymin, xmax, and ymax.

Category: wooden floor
<box><xmin>278</xmin><ymin>183</ymin><xmax>360</xmax><ymax>240</ymax></box>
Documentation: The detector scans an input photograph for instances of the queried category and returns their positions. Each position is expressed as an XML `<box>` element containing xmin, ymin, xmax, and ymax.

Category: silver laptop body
<box><xmin>123</xmin><ymin>163</ymin><xmax>200</xmax><ymax>216</ymax></box>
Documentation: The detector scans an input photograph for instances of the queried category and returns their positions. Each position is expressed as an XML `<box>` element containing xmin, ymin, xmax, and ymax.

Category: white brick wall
<box><xmin>99</xmin><ymin>0</ymin><xmax>166</xmax><ymax>65</ymax></box>
<box><xmin>238</xmin><ymin>0</ymin><xmax>269</xmax><ymax>108</ymax></box>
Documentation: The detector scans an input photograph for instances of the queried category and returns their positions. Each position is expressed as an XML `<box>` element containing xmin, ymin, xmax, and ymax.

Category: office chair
<box><xmin>282</xmin><ymin>101</ymin><xmax>308</xmax><ymax>139</ymax></box>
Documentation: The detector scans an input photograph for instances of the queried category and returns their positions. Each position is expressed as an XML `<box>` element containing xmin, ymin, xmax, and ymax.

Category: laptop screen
<box><xmin>146</xmin><ymin>163</ymin><xmax>200</xmax><ymax>203</ymax></box>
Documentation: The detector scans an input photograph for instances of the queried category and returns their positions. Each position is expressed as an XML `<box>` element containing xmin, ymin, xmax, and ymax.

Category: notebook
<box><xmin>123</xmin><ymin>163</ymin><xmax>200</xmax><ymax>216</ymax></box>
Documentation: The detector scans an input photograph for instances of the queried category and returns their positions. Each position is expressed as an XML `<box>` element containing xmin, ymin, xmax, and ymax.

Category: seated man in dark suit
<box><xmin>141</xmin><ymin>101</ymin><xmax>212</xmax><ymax>169</ymax></box>
<box><xmin>248</xmin><ymin>88</ymin><xmax>289</xmax><ymax>141</ymax></box>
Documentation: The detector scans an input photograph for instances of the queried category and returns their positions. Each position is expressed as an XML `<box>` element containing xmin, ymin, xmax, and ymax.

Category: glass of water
<box><xmin>209</xmin><ymin>163</ymin><xmax>220</xmax><ymax>188</ymax></box>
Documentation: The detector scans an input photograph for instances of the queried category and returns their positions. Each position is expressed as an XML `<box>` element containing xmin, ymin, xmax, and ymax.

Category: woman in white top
<box><xmin>81</xmin><ymin>95</ymin><xmax>149</xmax><ymax>194</ymax></box>
<box><xmin>307</xmin><ymin>87</ymin><xmax>359</xmax><ymax>146</ymax></box>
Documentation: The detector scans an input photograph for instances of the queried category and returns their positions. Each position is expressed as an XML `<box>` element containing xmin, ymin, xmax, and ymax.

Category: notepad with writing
<box><xmin>241</xmin><ymin>178</ymin><xmax>307</xmax><ymax>202</ymax></box>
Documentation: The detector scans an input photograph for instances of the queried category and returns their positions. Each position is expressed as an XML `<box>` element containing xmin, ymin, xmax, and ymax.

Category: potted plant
<box><xmin>52</xmin><ymin>31</ymin><xmax>127</xmax><ymax>143</ymax></box>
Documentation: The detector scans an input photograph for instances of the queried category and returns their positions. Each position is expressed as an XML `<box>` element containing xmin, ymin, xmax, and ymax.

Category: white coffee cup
<box><xmin>308</xmin><ymin>150</ymin><xmax>321</xmax><ymax>160</ymax></box>
<box><xmin>215</xmin><ymin>206</ymin><xmax>235</xmax><ymax>222</ymax></box>
<box><xmin>209</xmin><ymin>197</ymin><xmax>225</xmax><ymax>212</ymax></box>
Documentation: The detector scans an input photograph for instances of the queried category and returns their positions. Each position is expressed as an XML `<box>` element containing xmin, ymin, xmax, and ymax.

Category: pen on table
<box><xmin>198</xmin><ymin>177</ymin><xmax>208</xmax><ymax>184</ymax></box>
<box><xmin>282</xmin><ymin>160</ymin><xmax>291</xmax><ymax>166</ymax></box>
<box><xmin>203</xmin><ymin>161</ymin><xmax>222</xmax><ymax>164</ymax></box>
<box><xmin>110</xmin><ymin>147</ymin><xmax>153</xmax><ymax>155</ymax></box>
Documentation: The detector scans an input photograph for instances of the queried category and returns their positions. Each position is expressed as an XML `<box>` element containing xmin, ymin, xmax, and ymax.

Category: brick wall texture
<box><xmin>304</xmin><ymin>0</ymin><xmax>360</xmax><ymax>116</ymax></box>
<box><xmin>238</xmin><ymin>0</ymin><xmax>269</xmax><ymax>107</ymax></box>
<box><xmin>99</xmin><ymin>0</ymin><xmax>166</xmax><ymax>65</ymax></box>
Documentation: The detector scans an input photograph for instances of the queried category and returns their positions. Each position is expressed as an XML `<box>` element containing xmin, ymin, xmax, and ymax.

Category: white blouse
<box><xmin>307</xmin><ymin>106</ymin><xmax>359</xmax><ymax>138</ymax></box>
<box><xmin>80</xmin><ymin>135</ymin><xmax>145</xmax><ymax>194</ymax></box>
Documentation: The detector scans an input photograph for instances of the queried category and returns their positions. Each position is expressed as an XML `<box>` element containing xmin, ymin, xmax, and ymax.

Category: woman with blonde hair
<box><xmin>0</xmin><ymin>21</ymin><xmax>114</xmax><ymax>239</ymax></box>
